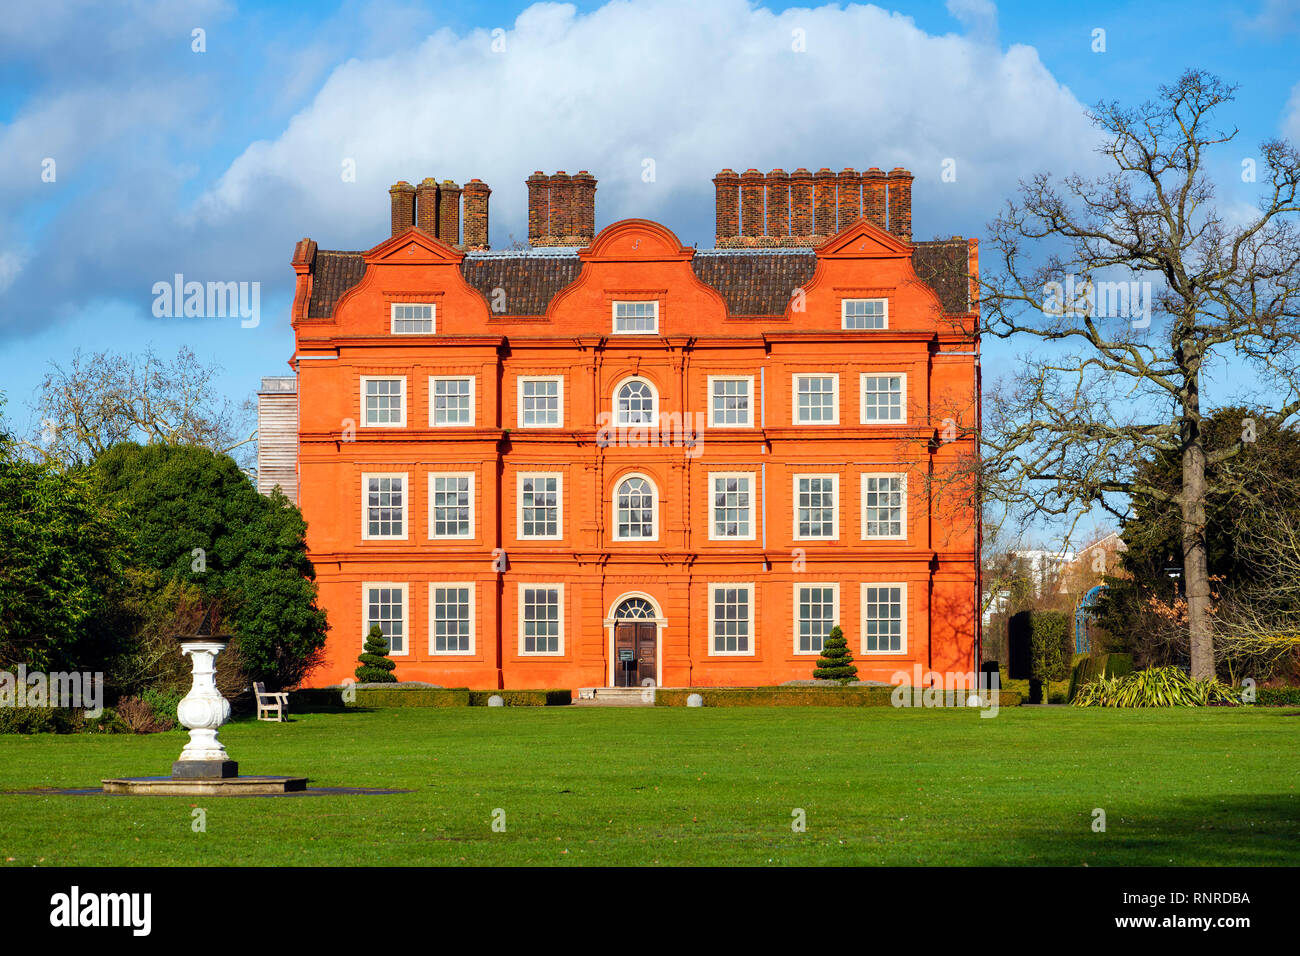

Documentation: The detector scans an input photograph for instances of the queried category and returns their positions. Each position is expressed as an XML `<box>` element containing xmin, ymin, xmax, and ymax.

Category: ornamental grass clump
<box><xmin>1072</xmin><ymin>665</ymin><xmax>1238</xmax><ymax>707</ymax></box>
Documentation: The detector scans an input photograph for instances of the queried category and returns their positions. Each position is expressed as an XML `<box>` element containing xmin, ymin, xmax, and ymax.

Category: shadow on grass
<box><xmin>1001</xmin><ymin>793</ymin><xmax>1300</xmax><ymax>866</ymax></box>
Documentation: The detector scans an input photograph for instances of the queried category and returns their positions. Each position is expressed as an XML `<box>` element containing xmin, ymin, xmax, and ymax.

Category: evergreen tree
<box><xmin>355</xmin><ymin>624</ymin><xmax>397</xmax><ymax>683</ymax></box>
<box><xmin>813</xmin><ymin>625</ymin><xmax>858</xmax><ymax>682</ymax></box>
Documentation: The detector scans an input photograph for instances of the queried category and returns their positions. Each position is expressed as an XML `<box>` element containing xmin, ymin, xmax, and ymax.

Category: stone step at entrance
<box><xmin>574</xmin><ymin>687</ymin><xmax>657</xmax><ymax>707</ymax></box>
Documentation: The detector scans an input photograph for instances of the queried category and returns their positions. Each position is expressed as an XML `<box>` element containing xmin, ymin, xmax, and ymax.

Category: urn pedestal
<box><xmin>172</xmin><ymin>639</ymin><xmax>238</xmax><ymax>779</ymax></box>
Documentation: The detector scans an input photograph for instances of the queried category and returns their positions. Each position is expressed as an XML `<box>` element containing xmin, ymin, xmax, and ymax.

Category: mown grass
<box><xmin>1</xmin><ymin>706</ymin><xmax>1297</xmax><ymax>866</ymax></box>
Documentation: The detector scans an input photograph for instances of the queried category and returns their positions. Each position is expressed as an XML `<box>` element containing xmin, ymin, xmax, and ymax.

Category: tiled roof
<box><xmin>461</xmin><ymin>256</ymin><xmax>583</xmax><ymax>316</ymax></box>
<box><xmin>911</xmin><ymin>239</ymin><xmax>971</xmax><ymax>315</ymax></box>
<box><xmin>690</xmin><ymin>250</ymin><xmax>816</xmax><ymax>316</ymax></box>
<box><xmin>301</xmin><ymin>241</ymin><xmax>971</xmax><ymax>319</ymax></box>
<box><xmin>307</xmin><ymin>251</ymin><xmax>367</xmax><ymax>318</ymax></box>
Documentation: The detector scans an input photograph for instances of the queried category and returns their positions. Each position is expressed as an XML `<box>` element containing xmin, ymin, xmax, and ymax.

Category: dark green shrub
<box><xmin>0</xmin><ymin>707</ymin><xmax>74</xmax><ymax>734</ymax></box>
<box><xmin>812</xmin><ymin>625</ymin><xmax>858</xmax><ymax>682</ymax></box>
<box><xmin>1254</xmin><ymin>687</ymin><xmax>1300</xmax><ymax>706</ymax></box>
<box><xmin>1067</xmin><ymin>652</ymin><xmax>1135</xmax><ymax>701</ymax></box>
<box><xmin>1029</xmin><ymin>612</ymin><xmax>1073</xmax><ymax>682</ymax></box>
<box><xmin>139</xmin><ymin>687</ymin><xmax>184</xmax><ymax>725</ymax></box>
<box><xmin>468</xmin><ymin>689</ymin><xmax>572</xmax><ymax>706</ymax></box>
<box><xmin>355</xmin><ymin>625</ymin><xmax>398</xmax><ymax>683</ymax></box>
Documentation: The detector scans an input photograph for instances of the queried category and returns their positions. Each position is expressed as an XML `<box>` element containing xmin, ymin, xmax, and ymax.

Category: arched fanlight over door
<box><xmin>614</xmin><ymin>597</ymin><xmax>656</xmax><ymax>619</ymax></box>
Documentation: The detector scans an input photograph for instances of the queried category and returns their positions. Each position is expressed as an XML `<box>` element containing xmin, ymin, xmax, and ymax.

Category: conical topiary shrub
<box><xmin>355</xmin><ymin>624</ymin><xmax>398</xmax><ymax>683</ymax></box>
<box><xmin>813</xmin><ymin>624</ymin><xmax>858</xmax><ymax>683</ymax></box>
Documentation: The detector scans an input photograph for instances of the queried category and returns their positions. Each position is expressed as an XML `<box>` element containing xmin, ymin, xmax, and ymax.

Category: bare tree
<box><xmin>978</xmin><ymin>70</ymin><xmax>1300</xmax><ymax>679</ymax></box>
<box><xmin>22</xmin><ymin>346</ymin><xmax>256</xmax><ymax>471</ymax></box>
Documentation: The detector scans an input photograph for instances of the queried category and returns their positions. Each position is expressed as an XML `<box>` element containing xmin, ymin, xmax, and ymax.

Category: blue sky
<box><xmin>1</xmin><ymin>0</ymin><xmax>1298</xmax><ymax>484</ymax></box>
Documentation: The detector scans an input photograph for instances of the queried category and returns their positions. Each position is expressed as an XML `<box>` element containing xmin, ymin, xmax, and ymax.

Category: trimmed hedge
<box><xmin>468</xmin><ymin>689</ymin><xmax>572</xmax><ymax>707</ymax></box>
<box><xmin>1067</xmin><ymin>652</ymin><xmax>1135</xmax><ymax>702</ymax></box>
<box><xmin>653</xmin><ymin>686</ymin><xmax>1021</xmax><ymax>708</ymax></box>
<box><xmin>0</xmin><ymin>706</ymin><xmax>129</xmax><ymax>735</ymax></box>
<box><xmin>1254</xmin><ymin>687</ymin><xmax>1300</xmax><ymax>706</ymax></box>
<box><xmin>1007</xmin><ymin>611</ymin><xmax>1074</xmax><ymax>681</ymax></box>
<box><xmin>289</xmin><ymin>687</ymin><xmax>574</xmax><ymax>709</ymax></box>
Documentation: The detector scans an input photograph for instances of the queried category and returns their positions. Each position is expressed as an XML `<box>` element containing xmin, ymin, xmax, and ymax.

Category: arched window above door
<box><xmin>614</xmin><ymin>597</ymin><xmax>656</xmax><ymax>619</ymax></box>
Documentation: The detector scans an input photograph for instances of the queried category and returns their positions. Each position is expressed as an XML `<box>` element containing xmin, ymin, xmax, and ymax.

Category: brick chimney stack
<box><xmin>416</xmin><ymin>178</ymin><xmax>439</xmax><ymax>235</ymax></box>
<box><xmin>528</xmin><ymin>171</ymin><xmax>599</xmax><ymax>247</ymax></box>
<box><xmin>572</xmin><ymin>171</ymin><xmax>597</xmax><ymax>243</ymax></box>
<box><xmin>837</xmin><ymin>168</ymin><xmax>860</xmax><ymax>229</ymax></box>
<box><xmin>862</xmin><ymin>168</ymin><xmax>887</xmax><ymax>231</ymax></box>
<box><xmin>740</xmin><ymin>169</ymin><xmax>765</xmax><ymax>237</ymax></box>
<box><xmin>712</xmin><ymin>163</ymin><xmax>909</xmax><ymax>247</ymax></box>
<box><xmin>765</xmin><ymin>169</ymin><xmax>789</xmax><ymax>240</ymax></box>
<box><xmin>462</xmin><ymin>179</ymin><xmax>491</xmax><ymax>250</ymax></box>
<box><xmin>887</xmin><ymin>167</ymin><xmax>914</xmax><ymax>242</ymax></box>
<box><xmin>789</xmin><ymin>168</ymin><xmax>814</xmax><ymax>237</ymax></box>
<box><xmin>713</xmin><ymin>169</ymin><xmax>740</xmax><ymax>243</ymax></box>
<box><xmin>437</xmin><ymin>180</ymin><xmax>462</xmax><ymax>246</ymax></box>
<box><xmin>389</xmin><ymin>181</ymin><xmax>415</xmax><ymax>235</ymax></box>
<box><xmin>527</xmin><ymin>171</ymin><xmax>549</xmax><ymax>244</ymax></box>
<box><xmin>813</xmin><ymin>168</ymin><xmax>837</xmax><ymax>238</ymax></box>
<box><xmin>549</xmin><ymin>171</ymin><xmax>574</xmax><ymax>240</ymax></box>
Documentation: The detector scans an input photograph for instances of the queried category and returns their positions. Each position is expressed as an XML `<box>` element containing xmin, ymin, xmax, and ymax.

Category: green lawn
<box><xmin>1</xmin><ymin>706</ymin><xmax>1297</xmax><ymax>866</ymax></box>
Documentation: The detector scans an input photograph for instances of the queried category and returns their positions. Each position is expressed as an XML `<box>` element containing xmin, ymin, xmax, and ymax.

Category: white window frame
<box><xmin>516</xmin><ymin>375</ymin><xmax>565</xmax><ymax>428</ymax></box>
<box><xmin>708</xmin><ymin>471</ymin><xmax>757</xmax><ymax>542</ymax></box>
<box><xmin>516</xmin><ymin>472</ymin><xmax>564</xmax><ymax>541</ymax></box>
<box><xmin>612</xmin><ymin>472</ymin><xmax>659</xmax><ymax>542</ymax></box>
<box><xmin>793</xmin><ymin>582</ymin><xmax>840</xmax><ymax>656</ymax></box>
<box><xmin>792</xmin><ymin>473</ymin><xmax>840</xmax><ymax>541</ymax></box>
<box><xmin>792</xmin><ymin>373</ymin><xmax>840</xmax><ymax>425</ymax></box>
<box><xmin>708</xmin><ymin>582</ymin><xmax>756</xmax><ymax>657</ymax></box>
<box><xmin>360</xmin><ymin>376</ymin><xmax>407</xmax><ymax>428</ymax></box>
<box><xmin>861</xmin><ymin>472</ymin><xmax>907</xmax><ymax>541</ymax></box>
<box><xmin>429</xmin><ymin>582</ymin><xmax>475</xmax><ymax>656</ymax></box>
<box><xmin>707</xmin><ymin>375</ymin><xmax>755</xmax><ymax>428</ymax></box>
<box><xmin>518</xmin><ymin>583</ymin><xmax>565</xmax><ymax>656</ymax></box>
<box><xmin>361</xmin><ymin>472</ymin><xmax>409</xmax><ymax>541</ymax></box>
<box><xmin>390</xmin><ymin>302</ymin><xmax>436</xmax><ymax>334</ymax></box>
<box><xmin>361</xmin><ymin>582</ymin><xmax>409</xmax><ymax>657</ymax></box>
<box><xmin>428</xmin><ymin>471</ymin><xmax>476</xmax><ymax>540</ymax></box>
<box><xmin>841</xmin><ymin>297</ymin><xmax>888</xmax><ymax>330</ymax></box>
<box><xmin>860</xmin><ymin>581</ymin><xmax>908</xmax><ymax>655</ymax></box>
<box><xmin>859</xmin><ymin>372</ymin><xmax>907</xmax><ymax>425</ymax></box>
<box><xmin>428</xmin><ymin>375</ymin><xmax>476</xmax><ymax>427</ymax></box>
<box><xmin>612</xmin><ymin>376</ymin><xmax>660</xmax><ymax>426</ymax></box>
<box><xmin>611</xmin><ymin>300</ymin><xmax>660</xmax><ymax>334</ymax></box>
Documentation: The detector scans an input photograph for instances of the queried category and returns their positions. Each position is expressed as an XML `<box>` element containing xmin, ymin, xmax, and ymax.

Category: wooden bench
<box><xmin>253</xmin><ymin>682</ymin><xmax>290</xmax><ymax>722</ymax></box>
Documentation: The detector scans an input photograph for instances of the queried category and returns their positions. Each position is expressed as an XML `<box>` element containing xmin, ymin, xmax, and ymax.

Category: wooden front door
<box><xmin>614</xmin><ymin>621</ymin><xmax>657</xmax><ymax>687</ymax></box>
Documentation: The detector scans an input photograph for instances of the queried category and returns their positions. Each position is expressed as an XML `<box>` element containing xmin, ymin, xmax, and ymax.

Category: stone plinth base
<box><xmin>102</xmin><ymin>776</ymin><xmax>307</xmax><ymax>796</ymax></box>
<box><xmin>171</xmin><ymin>759</ymin><xmax>238</xmax><ymax>779</ymax></box>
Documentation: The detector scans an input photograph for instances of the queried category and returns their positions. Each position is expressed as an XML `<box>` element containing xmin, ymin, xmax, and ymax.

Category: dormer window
<box><xmin>841</xmin><ymin>298</ymin><xmax>887</xmax><ymax>330</ymax></box>
<box><xmin>391</xmin><ymin>303</ymin><xmax>435</xmax><ymax>334</ymax></box>
<box><xmin>612</xmin><ymin>301</ymin><xmax>659</xmax><ymax>334</ymax></box>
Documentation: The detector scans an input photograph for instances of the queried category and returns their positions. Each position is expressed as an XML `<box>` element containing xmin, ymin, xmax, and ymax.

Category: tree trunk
<box><xmin>1181</xmin><ymin>372</ymin><xmax>1214</xmax><ymax>680</ymax></box>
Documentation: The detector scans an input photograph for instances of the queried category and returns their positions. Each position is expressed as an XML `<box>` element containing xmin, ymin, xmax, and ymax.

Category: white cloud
<box><xmin>1283</xmin><ymin>81</ymin><xmax>1300</xmax><ymax>142</ymax></box>
<box><xmin>196</xmin><ymin>0</ymin><xmax>1099</xmax><ymax>251</ymax></box>
<box><xmin>2</xmin><ymin>0</ymin><xmax>1103</xmax><ymax>340</ymax></box>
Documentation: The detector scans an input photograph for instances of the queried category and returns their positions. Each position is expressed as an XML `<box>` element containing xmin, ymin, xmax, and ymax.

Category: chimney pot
<box><xmin>789</xmin><ymin>168</ymin><xmax>814</xmax><ymax>238</ymax></box>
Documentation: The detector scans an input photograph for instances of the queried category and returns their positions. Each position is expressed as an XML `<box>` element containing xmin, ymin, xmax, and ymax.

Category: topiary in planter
<box><xmin>813</xmin><ymin>625</ymin><xmax>858</xmax><ymax>683</ymax></box>
<box><xmin>355</xmin><ymin>624</ymin><xmax>398</xmax><ymax>683</ymax></box>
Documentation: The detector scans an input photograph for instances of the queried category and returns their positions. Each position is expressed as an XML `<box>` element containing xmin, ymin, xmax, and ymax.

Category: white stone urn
<box><xmin>173</xmin><ymin>638</ymin><xmax>237</xmax><ymax>778</ymax></box>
